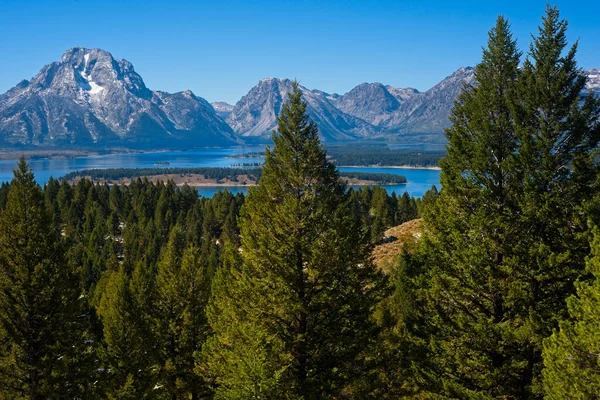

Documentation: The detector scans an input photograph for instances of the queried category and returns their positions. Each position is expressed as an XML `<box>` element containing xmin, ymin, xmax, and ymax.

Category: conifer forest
<box><xmin>1</xmin><ymin>6</ymin><xmax>600</xmax><ymax>399</ymax></box>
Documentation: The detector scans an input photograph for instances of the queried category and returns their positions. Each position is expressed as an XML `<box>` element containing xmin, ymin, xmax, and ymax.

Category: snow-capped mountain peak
<box><xmin>0</xmin><ymin>47</ymin><xmax>236</xmax><ymax>147</ymax></box>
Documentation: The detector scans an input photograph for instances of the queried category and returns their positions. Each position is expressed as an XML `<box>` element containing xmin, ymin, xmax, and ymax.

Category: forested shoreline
<box><xmin>1</xmin><ymin>5</ymin><xmax>599</xmax><ymax>399</ymax></box>
<box><xmin>228</xmin><ymin>146</ymin><xmax>446</xmax><ymax>168</ymax></box>
<box><xmin>61</xmin><ymin>167</ymin><xmax>408</xmax><ymax>186</ymax></box>
<box><xmin>327</xmin><ymin>146</ymin><xmax>444</xmax><ymax>168</ymax></box>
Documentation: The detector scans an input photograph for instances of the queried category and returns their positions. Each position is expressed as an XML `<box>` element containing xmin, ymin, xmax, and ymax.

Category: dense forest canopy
<box><xmin>0</xmin><ymin>156</ymin><xmax>421</xmax><ymax>397</ymax></box>
<box><xmin>0</xmin><ymin>5</ymin><xmax>599</xmax><ymax>399</ymax></box>
<box><xmin>229</xmin><ymin>146</ymin><xmax>445</xmax><ymax>168</ymax></box>
<box><xmin>326</xmin><ymin>146</ymin><xmax>444</xmax><ymax>167</ymax></box>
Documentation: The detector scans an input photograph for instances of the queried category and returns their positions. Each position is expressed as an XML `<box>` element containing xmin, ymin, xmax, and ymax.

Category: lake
<box><xmin>0</xmin><ymin>147</ymin><xmax>441</xmax><ymax>198</ymax></box>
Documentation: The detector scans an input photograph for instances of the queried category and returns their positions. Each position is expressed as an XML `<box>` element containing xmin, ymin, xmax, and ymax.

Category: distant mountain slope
<box><xmin>585</xmin><ymin>68</ymin><xmax>600</xmax><ymax>97</ymax></box>
<box><xmin>228</xmin><ymin>68</ymin><xmax>476</xmax><ymax>142</ymax></box>
<box><xmin>384</xmin><ymin>67</ymin><xmax>475</xmax><ymax>134</ymax></box>
<box><xmin>332</xmin><ymin>82</ymin><xmax>403</xmax><ymax>126</ymax></box>
<box><xmin>225</xmin><ymin>78</ymin><xmax>376</xmax><ymax>142</ymax></box>
<box><xmin>0</xmin><ymin>47</ymin><xmax>237</xmax><ymax>148</ymax></box>
<box><xmin>1</xmin><ymin>49</ymin><xmax>597</xmax><ymax>148</ymax></box>
<box><xmin>228</xmin><ymin>67</ymin><xmax>598</xmax><ymax>143</ymax></box>
<box><xmin>211</xmin><ymin>101</ymin><xmax>234</xmax><ymax>119</ymax></box>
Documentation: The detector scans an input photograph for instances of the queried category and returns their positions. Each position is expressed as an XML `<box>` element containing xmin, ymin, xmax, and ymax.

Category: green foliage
<box><xmin>0</xmin><ymin>158</ymin><xmax>92</xmax><ymax>399</ymax></box>
<box><xmin>348</xmin><ymin>186</ymin><xmax>420</xmax><ymax>243</ymax></box>
<box><xmin>153</xmin><ymin>226</ymin><xmax>212</xmax><ymax>398</ymax></box>
<box><xmin>383</xmin><ymin>7</ymin><xmax>600</xmax><ymax>398</ymax></box>
<box><xmin>2</xmin><ymin>7</ymin><xmax>596</xmax><ymax>399</ymax></box>
<box><xmin>423</xmin><ymin>15</ymin><xmax>527</xmax><ymax>397</ymax></box>
<box><xmin>0</xmin><ymin>142</ymin><xmax>417</xmax><ymax>400</ymax></box>
<box><xmin>356</xmin><ymin>248</ymin><xmax>432</xmax><ymax>399</ymax></box>
<box><xmin>326</xmin><ymin>145</ymin><xmax>444</xmax><ymax>167</ymax></box>
<box><xmin>0</xmin><ymin>157</ymin><xmax>262</xmax><ymax>398</ymax></box>
<box><xmin>203</xmin><ymin>83</ymin><xmax>388</xmax><ymax>399</ymax></box>
<box><xmin>542</xmin><ymin>227</ymin><xmax>600</xmax><ymax>398</ymax></box>
<box><xmin>215</xmin><ymin>145</ymin><xmax>445</xmax><ymax>168</ymax></box>
<box><xmin>96</xmin><ymin>261</ymin><xmax>157</xmax><ymax>399</ymax></box>
<box><xmin>200</xmin><ymin>242</ymin><xmax>289</xmax><ymax>399</ymax></box>
<box><xmin>62</xmin><ymin>166</ymin><xmax>408</xmax><ymax>185</ymax></box>
<box><xmin>61</xmin><ymin>166</ymin><xmax>262</xmax><ymax>183</ymax></box>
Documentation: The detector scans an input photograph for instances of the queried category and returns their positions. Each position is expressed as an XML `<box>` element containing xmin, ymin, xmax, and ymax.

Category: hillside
<box><xmin>372</xmin><ymin>218</ymin><xmax>424</xmax><ymax>272</ymax></box>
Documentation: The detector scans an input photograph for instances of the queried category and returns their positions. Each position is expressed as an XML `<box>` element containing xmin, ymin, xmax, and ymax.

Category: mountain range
<box><xmin>0</xmin><ymin>48</ymin><xmax>598</xmax><ymax>149</ymax></box>
<box><xmin>0</xmin><ymin>48</ymin><xmax>236</xmax><ymax>148</ymax></box>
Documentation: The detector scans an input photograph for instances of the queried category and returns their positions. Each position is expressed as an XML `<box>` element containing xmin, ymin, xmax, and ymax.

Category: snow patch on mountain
<box><xmin>211</xmin><ymin>101</ymin><xmax>234</xmax><ymax>119</ymax></box>
<box><xmin>0</xmin><ymin>47</ymin><xmax>236</xmax><ymax>147</ymax></box>
<box><xmin>585</xmin><ymin>68</ymin><xmax>600</xmax><ymax>91</ymax></box>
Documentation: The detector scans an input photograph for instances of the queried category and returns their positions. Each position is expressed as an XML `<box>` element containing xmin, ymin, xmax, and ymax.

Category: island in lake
<box><xmin>61</xmin><ymin>167</ymin><xmax>407</xmax><ymax>187</ymax></box>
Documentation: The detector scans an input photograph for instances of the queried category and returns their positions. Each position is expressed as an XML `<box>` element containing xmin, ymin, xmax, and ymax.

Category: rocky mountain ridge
<box><xmin>584</xmin><ymin>68</ymin><xmax>600</xmax><ymax>95</ymax></box>
<box><xmin>225</xmin><ymin>67</ymin><xmax>476</xmax><ymax>142</ymax></box>
<box><xmin>226</xmin><ymin>66</ymin><xmax>599</xmax><ymax>142</ymax></box>
<box><xmin>211</xmin><ymin>101</ymin><xmax>234</xmax><ymax>119</ymax></box>
<box><xmin>0</xmin><ymin>47</ymin><xmax>236</xmax><ymax>148</ymax></box>
<box><xmin>1</xmin><ymin>48</ymin><xmax>598</xmax><ymax>148</ymax></box>
<box><xmin>225</xmin><ymin>78</ymin><xmax>377</xmax><ymax>141</ymax></box>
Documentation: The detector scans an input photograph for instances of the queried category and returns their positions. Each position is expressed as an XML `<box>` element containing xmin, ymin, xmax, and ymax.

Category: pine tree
<box><xmin>96</xmin><ymin>261</ymin><xmax>157</xmax><ymax>399</ymax></box>
<box><xmin>517</xmin><ymin>7</ymin><xmax>600</xmax><ymax>303</ymax></box>
<box><xmin>542</xmin><ymin>226</ymin><xmax>600</xmax><ymax>398</ymax></box>
<box><xmin>0</xmin><ymin>182</ymin><xmax>10</xmax><ymax>210</ymax></box>
<box><xmin>412</xmin><ymin>16</ymin><xmax>524</xmax><ymax>397</ymax></box>
<box><xmin>202</xmin><ymin>83</ymin><xmax>387</xmax><ymax>399</ymax></box>
<box><xmin>370</xmin><ymin>187</ymin><xmax>392</xmax><ymax>241</ymax></box>
<box><xmin>390</xmin><ymin>8</ymin><xmax>600</xmax><ymax>398</ymax></box>
<box><xmin>510</xmin><ymin>6</ymin><xmax>600</xmax><ymax>394</ymax></box>
<box><xmin>397</xmin><ymin>191</ymin><xmax>418</xmax><ymax>224</ymax></box>
<box><xmin>0</xmin><ymin>158</ymin><xmax>87</xmax><ymax>398</ymax></box>
<box><xmin>154</xmin><ymin>226</ymin><xmax>211</xmax><ymax>399</ymax></box>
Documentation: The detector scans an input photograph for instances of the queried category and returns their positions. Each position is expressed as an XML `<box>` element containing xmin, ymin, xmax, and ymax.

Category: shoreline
<box><xmin>0</xmin><ymin>148</ymin><xmax>143</xmax><ymax>161</ymax></box>
<box><xmin>0</xmin><ymin>145</ymin><xmax>254</xmax><ymax>161</ymax></box>
<box><xmin>0</xmin><ymin>149</ymin><xmax>441</xmax><ymax>171</ymax></box>
<box><xmin>339</xmin><ymin>164</ymin><xmax>441</xmax><ymax>170</ymax></box>
<box><xmin>67</xmin><ymin>173</ymin><xmax>407</xmax><ymax>188</ymax></box>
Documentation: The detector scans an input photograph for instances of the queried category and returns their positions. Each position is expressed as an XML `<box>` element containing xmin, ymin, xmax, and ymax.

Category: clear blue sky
<box><xmin>0</xmin><ymin>0</ymin><xmax>598</xmax><ymax>104</ymax></box>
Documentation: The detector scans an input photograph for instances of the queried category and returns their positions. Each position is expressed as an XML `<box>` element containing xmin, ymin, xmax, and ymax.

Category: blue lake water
<box><xmin>0</xmin><ymin>147</ymin><xmax>266</xmax><ymax>183</ymax></box>
<box><xmin>340</xmin><ymin>166</ymin><xmax>440</xmax><ymax>198</ymax></box>
<box><xmin>0</xmin><ymin>147</ymin><xmax>441</xmax><ymax>198</ymax></box>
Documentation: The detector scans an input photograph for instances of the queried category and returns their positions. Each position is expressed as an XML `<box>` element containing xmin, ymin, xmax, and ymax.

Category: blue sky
<box><xmin>0</xmin><ymin>0</ymin><xmax>598</xmax><ymax>103</ymax></box>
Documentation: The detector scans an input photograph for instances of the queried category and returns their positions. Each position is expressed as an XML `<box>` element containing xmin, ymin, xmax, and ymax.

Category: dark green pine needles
<box><xmin>202</xmin><ymin>83</ymin><xmax>388</xmax><ymax>399</ymax></box>
<box><xmin>382</xmin><ymin>6</ymin><xmax>600</xmax><ymax>399</ymax></box>
<box><xmin>0</xmin><ymin>158</ymin><xmax>92</xmax><ymax>398</ymax></box>
<box><xmin>543</xmin><ymin>227</ymin><xmax>600</xmax><ymax>398</ymax></box>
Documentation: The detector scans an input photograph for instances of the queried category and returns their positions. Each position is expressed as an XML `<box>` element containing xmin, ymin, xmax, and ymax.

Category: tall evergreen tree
<box><xmin>542</xmin><ymin>226</ymin><xmax>600</xmax><ymax>398</ymax></box>
<box><xmin>391</xmin><ymin>8</ymin><xmax>600</xmax><ymax>398</ymax></box>
<box><xmin>97</xmin><ymin>261</ymin><xmax>157</xmax><ymax>399</ymax></box>
<box><xmin>511</xmin><ymin>5</ymin><xmax>600</xmax><ymax>394</ymax></box>
<box><xmin>202</xmin><ymin>83</ymin><xmax>387</xmax><ymax>399</ymax></box>
<box><xmin>414</xmin><ymin>15</ymin><xmax>524</xmax><ymax>397</ymax></box>
<box><xmin>0</xmin><ymin>158</ymin><xmax>88</xmax><ymax>399</ymax></box>
<box><xmin>154</xmin><ymin>227</ymin><xmax>211</xmax><ymax>399</ymax></box>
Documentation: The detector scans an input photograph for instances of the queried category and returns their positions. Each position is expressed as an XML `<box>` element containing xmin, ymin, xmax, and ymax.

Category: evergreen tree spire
<box><xmin>154</xmin><ymin>226</ymin><xmax>211</xmax><ymax>399</ymax></box>
<box><xmin>512</xmin><ymin>5</ymin><xmax>600</xmax><ymax>393</ymax></box>
<box><xmin>416</xmin><ymin>16</ymin><xmax>525</xmax><ymax>397</ymax></box>
<box><xmin>389</xmin><ymin>8</ymin><xmax>600</xmax><ymax>397</ymax></box>
<box><xmin>202</xmin><ymin>83</ymin><xmax>387</xmax><ymax>399</ymax></box>
<box><xmin>542</xmin><ymin>227</ymin><xmax>600</xmax><ymax>398</ymax></box>
<box><xmin>0</xmin><ymin>157</ymin><xmax>86</xmax><ymax>398</ymax></box>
